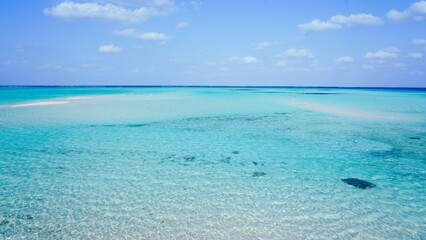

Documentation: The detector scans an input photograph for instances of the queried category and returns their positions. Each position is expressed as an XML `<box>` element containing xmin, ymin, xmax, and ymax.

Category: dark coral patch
<box><xmin>221</xmin><ymin>157</ymin><xmax>231</xmax><ymax>164</ymax></box>
<box><xmin>183</xmin><ymin>156</ymin><xmax>196</xmax><ymax>162</ymax></box>
<box><xmin>127</xmin><ymin>123</ymin><xmax>148</xmax><ymax>127</ymax></box>
<box><xmin>252</xmin><ymin>172</ymin><xmax>266</xmax><ymax>177</ymax></box>
<box><xmin>0</xmin><ymin>219</ymin><xmax>10</xmax><ymax>226</ymax></box>
<box><xmin>342</xmin><ymin>178</ymin><xmax>376</xmax><ymax>189</ymax></box>
<box><xmin>409</xmin><ymin>137</ymin><xmax>421</xmax><ymax>140</ymax></box>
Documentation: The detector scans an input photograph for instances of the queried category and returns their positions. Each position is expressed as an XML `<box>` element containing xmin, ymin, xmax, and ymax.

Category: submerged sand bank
<box><xmin>282</xmin><ymin>99</ymin><xmax>415</xmax><ymax>121</ymax></box>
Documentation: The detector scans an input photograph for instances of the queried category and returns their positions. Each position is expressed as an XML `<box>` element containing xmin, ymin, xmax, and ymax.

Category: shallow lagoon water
<box><xmin>0</xmin><ymin>87</ymin><xmax>425</xmax><ymax>239</ymax></box>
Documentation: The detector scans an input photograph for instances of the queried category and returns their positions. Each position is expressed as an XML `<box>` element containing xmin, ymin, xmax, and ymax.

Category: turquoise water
<box><xmin>0</xmin><ymin>87</ymin><xmax>425</xmax><ymax>239</ymax></box>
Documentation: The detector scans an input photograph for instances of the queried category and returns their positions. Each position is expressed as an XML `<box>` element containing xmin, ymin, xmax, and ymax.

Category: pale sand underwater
<box><xmin>0</xmin><ymin>87</ymin><xmax>425</xmax><ymax>239</ymax></box>
<box><xmin>282</xmin><ymin>99</ymin><xmax>418</xmax><ymax>121</ymax></box>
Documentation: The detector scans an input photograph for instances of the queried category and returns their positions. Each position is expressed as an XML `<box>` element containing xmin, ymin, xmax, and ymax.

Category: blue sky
<box><xmin>1</xmin><ymin>0</ymin><xmax>426</xmax><ymax>87</ymax></box>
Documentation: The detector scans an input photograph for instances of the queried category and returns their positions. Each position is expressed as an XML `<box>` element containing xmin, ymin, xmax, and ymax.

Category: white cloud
<box><xmin>274</xmin><ymin>49</ymin><xmax>315</xmax><ymax>71</ymax></box>
<box><xmin>44</xmin><ymin>1</ymin><xmax>175</xmax><ymax>22</ymax></box>
<box><xmin>98</xmin><ymin>44</ymin><xmax>122</xmax><ymax>53</ymax></box>
<box><xmin>113</xmin><ymin>29</ymin><xmax>168</xmax><ymax>40</ymax></box>
<box><xmin>254</xmin><ymin>41</ymin><xmax>273</xmax><ymax>50</ymax></box>
<box><xmin>175</xmin><ymin>21</ymin><xmax>188</xmax><ymax>29</ymax></box>
<box><xmin>411</xmin><ymin>39</ymin><xmax>426</xmax><ymax>45</ymax></box>
<box><xmin>330</xmin><ymin>14</ymin><xmax>383</xmax><ymax>25</ymax></box>
<box><xmin>211</xmin><ymin>56</ymin><xmax>259</xmax><ymax>66</ymax></box>
<box><xmin>275</xmin><ymin>60</ymin><xmax>289</xmax><ymax>67</ymax></box>
<box><xmin>364</xmin><ymin>48</ymin><xmax>398</xmax><ymax>59</ymax></box>
<box><xmin>408</xmin><ymin>52</ymin><xmax>423</xmax><ymax>58</ymax></box>
<box><xmin>335</xmin><ymin>56</ymin><xmax>354</xmax><ymax>63</ymax></box>
<box><xmin>387</xmin><ymin>1</ymin><xmax>426</xmax><ymax>21</ymax></box>
<box><xmin>108</xmin><ymin>0</ymin><xmax>176</xmax><ymax>7</ymax></box>
<box><xmin>241</xmin><ymin>56</ymin><xmax>258</xmax><ymax>64</ymax></box>
<box><xmin>226</xmin><ymin>56</ymin><xmax>258</xmax><ymax>64</ymax></box>
<box><xmin>387</xmin><ymin>10</ymin><xmax>410</xmax><ymax>21</ymax></box>
<box><xmin>299</xmin><ymin>13</ymin><xmax>382</xmax><ymax>31</ymax></box>
<box><xmin>298</xmin><ymin>19</ymin><xmax>341</xmax><ymax>31</ymax></box>
<box><xmin>281</xmin><ymin>48</ymin><xmax>313</xmax><ymax>58</ymax></box>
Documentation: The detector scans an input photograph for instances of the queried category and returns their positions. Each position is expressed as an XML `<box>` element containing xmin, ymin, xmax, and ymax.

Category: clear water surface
<box><xmin>0</xmin><ymin>87</ymin><xmax>425</xmax><ymax>239</ymax></box>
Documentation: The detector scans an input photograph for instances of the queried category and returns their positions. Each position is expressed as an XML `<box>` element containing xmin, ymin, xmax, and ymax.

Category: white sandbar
<box><xmin>10</xmin><ymin>101</ymin><xmax>70</xmax><ymax>108</ymax></box>
<box><xmin>282</xmin><ymin>100</ymin><xmax>412</xmax><ymax>120</ymax></box>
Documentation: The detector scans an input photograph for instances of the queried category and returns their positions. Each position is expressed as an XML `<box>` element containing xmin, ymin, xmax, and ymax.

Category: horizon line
<box><xmin>1</xmin><ymin>85</ymin><xmax>426</xmax><ymax>90</ymax></box>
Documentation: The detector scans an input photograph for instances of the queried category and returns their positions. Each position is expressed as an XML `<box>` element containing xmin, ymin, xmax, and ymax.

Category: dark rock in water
<box><xmin>342</xmin><ymin>178</ymin><xmax>376</xmax><ymax>189</ymax></box>
<box><xmin>183</xmin><ymin>156</ymin><xmax>196</xmax><ymax>162</ymax></box>
<box><xmin>252</xmin><ymin>171</ymin><xmax>266</xmax><ymax>177</ymax></box>
<box><xmin>0</xmin><ymin>219</ymin><xmax>10</xmax><ymax>226</ymax></box>
<box><xmin>231</xmin><ymin>88</ymin><xmax>257</xmax><ymax>92</ymax></box>
<box><xmin>252</xmin><ymin>161</ymin><xmax>258</xmax><ymax>166</ymax></box>
<box><xmin>255</xmin><ymin>91</ymin><xmax>284</xmax><ymax>94</ymax></box>
<box><xmin>221</xmin><ymin>157</ymin><xmax>231</xmax><ymax>164</ymax></box>
<box><xmin>232</xmin><ymin>151</ymin><xmax>240</xmax><ymax>154</ymax></box>
<box><xmin>409</xmin><ymin>137</ymin><xmax>421</xmax><ymax>140</ymax></box>
<box><xmin>127</xmin><ymin>123</ymin><xmax>147</xmax><ymax>127</ymax></box>
<box><xmin>15</xmin><ymin>214</ymin><xmax>33</xmax><ymax>220</ymax></box>
<box><xmin>101</xmin><ymin>124</ymin><xmax>116</xmax><ymax>127</ymax></box>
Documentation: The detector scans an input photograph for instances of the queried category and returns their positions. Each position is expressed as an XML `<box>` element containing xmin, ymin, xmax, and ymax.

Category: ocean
<box><xmin>0</xmin><ymin>87</ymin><xmax>425</xmax><ymax>239</ymax></box>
